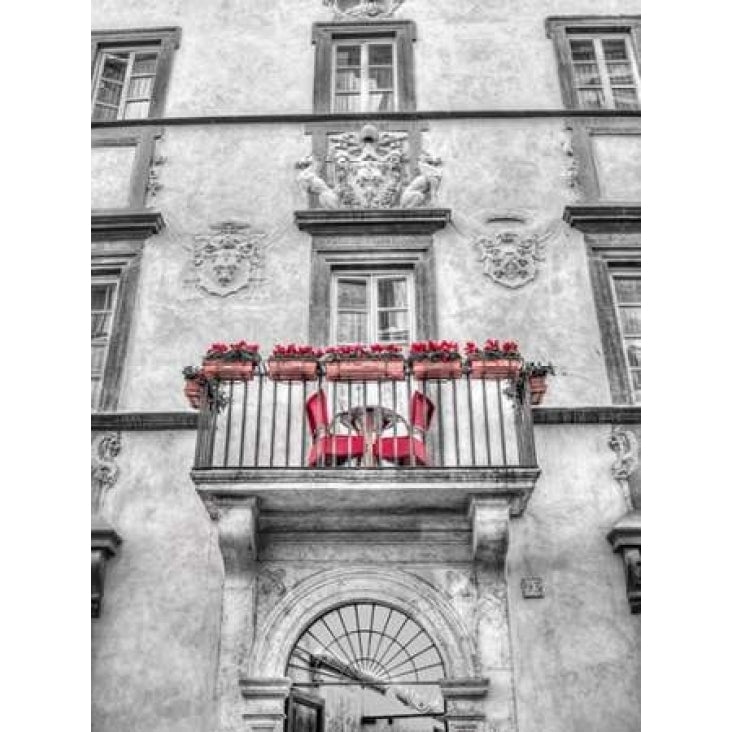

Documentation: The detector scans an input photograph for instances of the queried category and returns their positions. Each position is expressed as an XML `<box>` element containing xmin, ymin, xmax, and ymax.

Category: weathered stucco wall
<box><xmin>91</xmin><ymin>0</ymin><xmax>641</xmax><ymax>113</ymax></box>
<box><xmin>91</xmin><ymin>431</ymin><xmax>223</xmax><ymax>732</ymax></box>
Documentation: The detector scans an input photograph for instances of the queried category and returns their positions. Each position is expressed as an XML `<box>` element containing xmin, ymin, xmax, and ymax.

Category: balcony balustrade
<box><xmin>193</xmin><ymin>365</ymin><xmax>537</xmax><ymax>471</ymax></box>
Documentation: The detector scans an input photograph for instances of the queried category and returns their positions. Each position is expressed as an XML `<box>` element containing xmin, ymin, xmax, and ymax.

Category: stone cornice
<box><xmin>91</xmin><ymin>411</ymin><xmax>198</xmax><ymax>431</ymax></box>
<box><xmin>563</xmin><ymin>203</ymin><xmax>641</xmax><ymax>233</ymax></box>
<box><xmin>295</xmin><ymin>208</ymin><xmax>451</xmax><ymax>236</ymax></box>
<box><xmin>532</xmin><ymin>405</ymin><xmax>641</xmax><ymax>424</ymax></box>
<box><xmin>91</xmin><ymin>210</ymin><xmax>166</xmax><ymax>240</ymax></box>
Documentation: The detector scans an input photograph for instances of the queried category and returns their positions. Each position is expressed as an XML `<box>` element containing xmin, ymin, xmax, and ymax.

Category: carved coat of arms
<box><xmin>192</xmin><ymin>221</ymin><xmax>265</xmax><ymax>297</ymax></box>
<box><xmin>474</xmin><ymin>217</ymin><xmax>558</xmax><ymax>289</ymax></box>
<box><xmin>327</xmin><ymin>126</ymin><xmax>409</xmax><ymax>208</ymax></box>
<box><xmin>323</xmin><ymin>0</ymin><xmax>405</xmax><ymax>19</ymax></box>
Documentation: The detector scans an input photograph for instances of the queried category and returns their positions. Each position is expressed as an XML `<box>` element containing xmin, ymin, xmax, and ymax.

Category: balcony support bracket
<box><xmin>469</xmin><ymin>497</ymin><xmax>511</xmax><ymax>566</ymax></box>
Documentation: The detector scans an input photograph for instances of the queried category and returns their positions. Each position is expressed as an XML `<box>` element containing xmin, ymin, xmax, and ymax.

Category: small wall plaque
<box><xmin>521</xmin><ymin>577</ymin><xmax>545</xmax><ymax>599</ymax></box>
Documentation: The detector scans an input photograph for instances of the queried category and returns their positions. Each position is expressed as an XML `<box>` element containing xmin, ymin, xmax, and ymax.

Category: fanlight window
<box><xmin>287</xmin><ymin>602</ymin><xmax>445</xmax><ymax>690</ymax></box>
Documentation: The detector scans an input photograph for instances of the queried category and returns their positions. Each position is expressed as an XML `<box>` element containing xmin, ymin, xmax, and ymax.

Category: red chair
<box><xmin>373</xmin><ymin>391</ymin><xmax>435</xmax><ymax>466</ymax></box>
<box><xmin>305</xmin><ymin>390</ymin><xmax>365</xmax><ymax>467</ymax></box>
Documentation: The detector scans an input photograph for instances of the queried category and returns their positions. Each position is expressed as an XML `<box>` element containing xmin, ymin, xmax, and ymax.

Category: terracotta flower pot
<box><xmin>202</xmin><ymin>359</ymin><xmax>256</xmax><ymax>381</ymax></box>
<box><xmin>411</xmin><ymin>359</ymin><xmax>463</xmax><ymax>380</ymax></box>
<box><xmin>268</xmin><ymin>359</ymin><xmax>319</xmax><ymax>381</ymax></box>
<box><xmin>183</xmin><ymin>380</ymin><xmax>202</xmax><ymax>409</ymax></box>
<box><xmin>468</xmin><ymin>358</ymin><xmax>523</xmax><ymax>380</ymax></box>
<box><xmin>325</xmin><ymin>359</ymin><xmax>405</xmax><ymax>381</ymax></box>
<box><xmin>528</xmin><ymin>375</ymin><xmax>548</xmax><ymax>405</ymax></box>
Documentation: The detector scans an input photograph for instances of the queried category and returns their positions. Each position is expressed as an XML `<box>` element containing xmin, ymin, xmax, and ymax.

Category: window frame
<box><xmin>91</xmin><ymin>26</ymin><xmax>181</xmax><ymax>120</ymax></box>
<box><xmin>91</xmin><ymin>275</ymin><xmax>121</xmax><ymax>408</ymax></box>
<box><xmin>330</xmin><ymin>269</ymin><xmax>417</xmax><ymax>345</ymax></box>
<box><xmin>312</xmin><ymin>20</ymin><xmax>417</xmax><ymax>113</ymax></box>
<box><xmin>545</xmin><ymin>16</ymin><xmax>640</xmax><ymax>110</ymax></box>
<box><xmin>332</xmin><ymin>39</ymin><xmax>398</xmax><ymax>113</ymax></box>
<box><xmin>608</xmin><ymin>268</ymin><xmax>641</xmax><ymax>404</ymax></box>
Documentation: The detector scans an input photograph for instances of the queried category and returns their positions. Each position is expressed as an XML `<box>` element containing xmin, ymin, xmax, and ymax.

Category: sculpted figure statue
<box><xmin>400</xmin><ymin>152</ymin><xmax>443</xmax><ymax>208</ymax></box>
<box><xmin>295</xmin><ymin>156</ymin><xmax>339</xmax><ymax>209</ymax></box>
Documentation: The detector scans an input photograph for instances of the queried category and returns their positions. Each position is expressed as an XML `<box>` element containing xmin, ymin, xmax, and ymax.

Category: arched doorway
<box><xmin>285</xmin><ymin>602</ymin><xmax>446</xmax><ymax>732</ymax></box>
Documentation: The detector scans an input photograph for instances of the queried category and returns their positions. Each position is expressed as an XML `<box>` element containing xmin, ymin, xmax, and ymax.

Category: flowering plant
<box><xmin>408</xmin><ymin>340</ymin><xmax>461</xmax><ymax>363</ymax></box>
<box><xmin>465</xmin><ymin>339</ymin><xmax>522</xmax><ymax>361</ymax></box>
<box><xmin>524</xmin><ymin>361</ymin><xmax>555</xmax><ymax>377</ymax></box>
<box><xmin>204</xmin><ymin>340</ymin><xmax>261</xmax><ymax>362</ymax></box>
<box><xmin>270</xmin><ymin>344</ymin><xmax>325</xmax><ymax>360</ymax></box>
<box><xmin>323</xmin><ymin>343</ymin><xmax>404</xmax><ymax>361</ymax></box>
<box><xmin>182</xmin><ymin>366</ymin><xmax>207</xmax><ymax>383</ymax></box>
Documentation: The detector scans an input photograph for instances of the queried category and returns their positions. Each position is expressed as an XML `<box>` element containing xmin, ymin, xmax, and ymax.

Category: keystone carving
<box><xmin>470</xmin><ymin>498</ymin><xmax>510</xmax><ymax>565</ymax></box>
<box><xmin>192</xmin><ymin>220</ymin><xmax>266</xmax><ymax>297</ymax></box>
<box><xmin>91</xmin><ymin>432</ymin><xmax>121</xmax><ymax>514</ymax></box>
<box><xmin>323</xmin><ymin>0</ymin><xmax>405</xmax><ymax>19</ymax></box>
<box><xmin>474</xmin><ymin>215</ymin><xmax>557</xmax><ymax>289</ymax></box>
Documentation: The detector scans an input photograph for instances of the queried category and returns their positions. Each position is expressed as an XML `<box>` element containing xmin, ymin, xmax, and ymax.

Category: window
<box><xmin>91</xmin><ymin>276</ymin><xmax>119</xmax><ymax>408</ymax></box>
<box><xmin>91</xmin><ymin>27</ymin><xmax>181</xmax><ymax>120</ymax></box>
<box><xmin>610</xmin><ymin>272</ymin><xmax>641</xmax><ymax>403</ymax></box>
<box><xmin>332</xmin><ymin>271</ymin><xmax>415</xmax><ymax>344</ymax></box>
<box><xmin>312</xmin><ymin>21</ymin><xmax>416</xmax><ymax>113</ymax></box>
<box><xmin>92</xmin><ymin>49</ymin><xmax>160</xmax><ymax>120</ymax></box>
<box><xmin>568</xmin><ymin>36</ymin><xmax>640</xmax><ymax>110</ymax></box>
<box><xmin>333</xmin><ymin>41</ymin><xmax>396</xmax><ymax>112</ymax></box>
<box><xmin>545</xmin><ymin>16</ymin><xmax>640</xmax><ymax>110</ymax></box>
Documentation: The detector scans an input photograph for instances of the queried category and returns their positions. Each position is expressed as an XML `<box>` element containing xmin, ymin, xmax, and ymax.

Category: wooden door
<box><xmin>286</xmin><ymin>690</ymin><xmax>325</xmax><ymax>732</ymax></box>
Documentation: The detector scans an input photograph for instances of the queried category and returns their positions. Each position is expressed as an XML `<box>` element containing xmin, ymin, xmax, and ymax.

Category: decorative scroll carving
<box><xmin>192</xmin><ymin>220</ymin><xmax>266</xmax><ymax>297</ymax></box>
<box><xmin>214</xmin><ymin>497</ymin><xmax>259</xmax><ymax>574</ymax></box>
<box><xmin>91</xmin><ymin>432</ymin><xmax>121</xmax><ymax>514</ymax></box>
<box><xmin>323</xmin><ymin>0</ymin><xmax>405</xmax><ymax>19</ymax></box>
<box><xmin>400</xmin><ymin>153</ymin><xmax>443</xmax><ymax>208</ymax></box>
<box><xmin>474</xmin><ymin>214</ymin><xmax>557</xmax><ymax>289</ymax></box>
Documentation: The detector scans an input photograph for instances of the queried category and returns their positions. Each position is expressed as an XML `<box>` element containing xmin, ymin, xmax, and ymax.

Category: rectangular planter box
<box><xmin>411</xmin><ymin>360</ymin><xmax>463</xmax><ymax>380</ymax></box>
<box><xmin>468</xmin><ymin>358</ymin><xmax>523</xmax><ymax>380</ymax></box>
<box><xmin>202</xmin><ymin>360</ymin><xmax>256</xmax><ymax>381</ymax></box>
<box><xmin>325</xmin><ymin>359</ymin><xmax>405</xmax><ymax>381</ymax></box>
<box><xmin>267</xmin><ymin>359</ymin><xmax>320</xmax><ymax>382</ymax></box>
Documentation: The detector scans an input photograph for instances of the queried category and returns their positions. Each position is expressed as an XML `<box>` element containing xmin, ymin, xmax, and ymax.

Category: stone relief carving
<box><xmin>295</xmin><ymin>156</ymin><xmax>339</xmax><ymax>209</ymax></box>
<box><xmin>561</xmin><ymin>124</ymin><xmax>579</xmax><ymax>191</ymax></box>
<box><xmin>323</xmin><ymin>0</ymin><xmax>405</xmax><ymax>19</ymax></box>
<box><xmin>145</xmin><ymin>154</ymin><xmax>165</xmax><ymax>203</ymax></box>
<box><xmin>400</xmin><ymin>152</ymin><xmax>443</xmax><ymax>208</ymax></box>
<box><xmin>257</xmin><ymin>567</ymin><xmax>287</xmax><ymax>600</ymax></box>
<box><xmin>192</xmin><ymin>220</ymin><xmax>266</xmax><ymax>297</ymax></box>
<box><xmin>608</xmin><ymin>427</ymin><xmax>640</xmax><ymax>511</ymax></box>
<box><xmin>91</xmin><ymin>432</ymin><xmax>121</xmax><ymax>514</ymax></box>
<box><xmin>473</xmin><ymin>214</ymin><xmax>558</xmax><ymax>289</ymax></box>
<box><xmin>520</xmin><ymin>577</ymin><xmax>545</xmax><ymax>599</ymax></box>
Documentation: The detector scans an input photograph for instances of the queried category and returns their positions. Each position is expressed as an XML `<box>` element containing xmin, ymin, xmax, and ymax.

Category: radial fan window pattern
<box><xmin>287</xmin><ymin>602</ymin><xmax>445</xmax><ymax>686</ymax></box>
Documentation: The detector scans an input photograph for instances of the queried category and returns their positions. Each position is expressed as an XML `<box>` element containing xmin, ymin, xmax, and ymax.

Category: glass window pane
<box><xmin>573</xmin><ymin>62</ymin><xmax>602</xmax><ymax>86</ymax></box>
<box><xmin>132</xmin><ymin>52</ymin><xmax>158</xmax><ymax>75</ymax></box>
<box><xmin>577</xmin><ymin>88</ymin><xmax>605</xmax><ymax>108</ymax></box>
<box><xmin>368</xmin><ymin>44</ymin><xmax>393</xmax><ymax>66</ymax></box>
<box><xmin>569</xmin><ymin>39</ymin><xmax>596</xmax><ymax>62</ymax></box>
<box><xmin>92</xmin><ymin>104</ymin><xmax>119</xmax><ymax>120</ymax></box>
<box><xmin>127</xmin><ymin>75</ymin><xmax>154</xmax><ymax>99</ymax></box>
<box><xmin>92</xmin><ymin>343</ymin><xmax>107</xmax><ymax>371</ymax></box>
<box><xmin>606</xmin><ymin>61</ymin><xmax>634</xmax><ymax>85</ymax></box>
<box><xmin>602</xmin><ymin>38</ymin><xmax>629</xmax><ymax>61</ymax></box>
<box><xmin>613</xmin><ymin>278</ymin><xmax>641</xmax><ymax>303</ymax></box>
<box><xmin>92</xmin><ymin>283</ymin><xmax>113</xmax><ymax>309</ymax></box>
<box><xmin>334</xmin><ymin>94</ymin><xmax>360</xmax><ymax>112</ymax></box>
<box><xmin>336</xmin><ymin>45</ymin><xmax>361</xmax><ymax>67</ymax></box>
<box><xmin>337</xmin><ymin>312</ymin><xmax>368</xmax><ymax>343</ymax></box>
<box><xmin>336</xmin><ymin>69</ymin><xmax>361</xmax><ymax>92</ymax></box>
<box><xmin>619</xmin><ymin>307</ymin><xmax>641</xmax><ymax>335</ymax></box>
<box><xmin>377</xmin><ymin>278</ymin><xmax>408</xmax><ymax>308</ymax></box>
<box><xmin>101</xmin><ymin>53</ymin><xmax>129</xmax><ymax>82</ymax></box>
<box><xmin>123</xmin><ymin>100</ymin><xmax>151</xmax><ymax>119</ymax></box>
<box><xmin>368</xmin><ymin>92</ymin><xmax>393</xmax><ymax>112</ymax></box>
<box><xmin>631</xmin><ymin>369</ymin><xmax>641</xmax><ymax>391</ymax></box>
<box><xmin>368</xmin><ymin>67</ymin><xmax>393</xmax><ymax>90</ymax></box>
<box><xmin>338</xmin><ymin>279</ymin><xmax>368</xmax><ymax>309</ymax></box>
<box><xmin>626</xmin><ymin>342</ymin><xmax>641</xmax><ymax>369</ymax></box>
<box><xmin>377</xmin><ymin>311</ymin><xmax>409</xmax><ymax>342</ymax></box>
<box><xmin>612</xmin><ymin>88</ymin><xmax>639</xmax><ymax>109</ymax></box>
<box><xmin>96</xmin><ymin>79</ymin><xmax>124</xmax><ymax>106</ymax></box>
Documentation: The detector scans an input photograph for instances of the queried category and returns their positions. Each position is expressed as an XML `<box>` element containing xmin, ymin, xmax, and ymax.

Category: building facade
<box><xmin>91</xmin><ymin>2</ymin><xmax>641</xmax><ymax>732</ymax></box>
